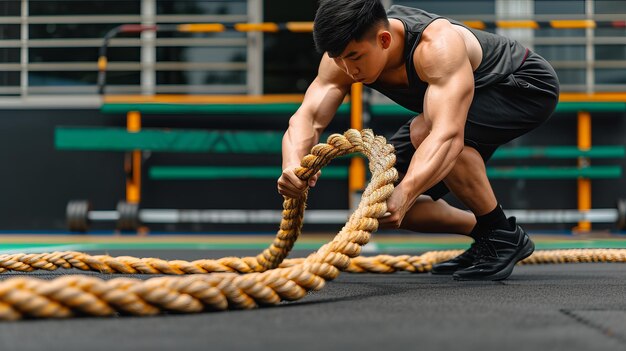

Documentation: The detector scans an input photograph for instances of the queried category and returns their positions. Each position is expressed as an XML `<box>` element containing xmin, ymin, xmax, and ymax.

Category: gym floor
<box><xmin>1</xmin><ymin>232</ymin><xmax>626</xmax><ymax>351</ymax></box>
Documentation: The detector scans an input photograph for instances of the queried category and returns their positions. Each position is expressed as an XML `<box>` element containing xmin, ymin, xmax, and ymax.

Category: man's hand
<box><xmin>378</xmin><ymin>185</ymin><xmax>413</xmax><ymax>229</ymax></box>
<box><xmin>277</xmin><ymin>167</ymin><xmax>321</xmax><ymax>198</ymax></box>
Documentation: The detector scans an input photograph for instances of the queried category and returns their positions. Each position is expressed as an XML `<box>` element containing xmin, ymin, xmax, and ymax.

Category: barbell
<box><xmin>67</xmin><ymin>199</ymin><xmax>626</xmax><ymax>232</ymax></box>
<box><xmin>67</xmin><ymin>200</ymin><xmax>139</xmax><ymax>232</ymax></box>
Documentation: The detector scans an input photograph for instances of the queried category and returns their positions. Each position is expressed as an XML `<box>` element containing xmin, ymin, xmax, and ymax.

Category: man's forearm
<box><xmin>400</xmin><ymin>132</ymin><xmax>464</xmax><ymax>199</ymax></box>
<box><xmin>281</xmin><ymin>113</ymin><xmax>322</xmax><ymax>170</ymax></box>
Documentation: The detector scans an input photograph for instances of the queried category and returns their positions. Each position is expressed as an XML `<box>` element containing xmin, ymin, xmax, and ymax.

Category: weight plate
<box><xmin>116</xmin><ymin>201</ymin><xmax>141</xmax><ymax>231</ymax></box>
<box><xmin>617</xmin><ymin>199</ymin><xmax>626</xmax><ymax>231</ymax></box>
<box><xmin>67</xmin><ymin>200</ymin><xmax>91</xmax><ymax>233</ymax></box>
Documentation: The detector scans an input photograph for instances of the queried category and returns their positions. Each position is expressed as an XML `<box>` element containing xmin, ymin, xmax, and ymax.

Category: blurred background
<box><xmin>0</xmin><ymin>0</ymin><xmax>624</xmax><ymax>233</ymax></box>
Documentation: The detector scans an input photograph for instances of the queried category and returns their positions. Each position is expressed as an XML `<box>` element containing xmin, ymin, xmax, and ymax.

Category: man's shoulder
<box><xmin>413</xmin><ymin>20</ymin><xmax>471</xmax><ymax>81</ymax></box>
<box><xmin>414</xmin><ymin>19</ymin><xmax>457</xmax><ymax>56</ymax></box>
<box><xmin>420</xmin><ymin>18</ymin><xmax>454</xmax><ymax>40</ymax></box>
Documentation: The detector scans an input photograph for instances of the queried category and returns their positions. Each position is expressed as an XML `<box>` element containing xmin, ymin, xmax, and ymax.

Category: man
<box><xmin>277</xmin><ymin>0</ymin><xmax>559</xmax><ymax>280</ymax></box>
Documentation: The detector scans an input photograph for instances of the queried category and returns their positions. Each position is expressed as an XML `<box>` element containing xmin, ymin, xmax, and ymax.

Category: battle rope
<box><xmin>0</xmin><ymin>129</ymin><xmax>395</xmax><ymax>319</ymax></box>
<box><xmin>0</xmin><ymin>129</ymin><xmax>625</xmax><ymax>320</ymax></box>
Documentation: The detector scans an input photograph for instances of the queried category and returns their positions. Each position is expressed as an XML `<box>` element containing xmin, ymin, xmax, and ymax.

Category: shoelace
<box><xmin>460</xmin><ymin>239</ymin><xmax>483</xmax><ymax>260</ymax></box>
<box><xmin>473</xmin><ymin>236</ymin><xmax>499</xmax><ymax>263</ymax></box>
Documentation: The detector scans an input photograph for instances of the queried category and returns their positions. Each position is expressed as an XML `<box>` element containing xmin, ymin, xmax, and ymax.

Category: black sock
<box><xmin>470</xmin><ymin>204</ymin><xmax>512</xmax><ymax>237</ymax></box>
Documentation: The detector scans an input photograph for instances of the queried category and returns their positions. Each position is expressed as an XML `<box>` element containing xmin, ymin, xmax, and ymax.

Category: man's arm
<box><xmin>278</xmin><ymin>55</ymin><xmax>352</xmax><ymax>198</ymax></box>
<box><xmin>380</xmin><ymin>19</ymin><xmax>474</xmax><ymax>227</ymax></box>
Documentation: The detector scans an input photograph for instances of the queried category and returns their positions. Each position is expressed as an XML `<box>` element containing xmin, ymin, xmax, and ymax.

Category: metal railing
<box><xmin>0</xmin><ymin>0</ymin><xmax>256</xmax><ymax>105</ymax></box>
<box><xmin>0</xmin><ymin>0</ymin><xmax>625</xmax><ymax>106</ymax></box>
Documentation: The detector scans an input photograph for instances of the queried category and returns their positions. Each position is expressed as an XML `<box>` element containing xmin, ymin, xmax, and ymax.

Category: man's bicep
<box><xmin>423</xmin><ymin>72</ymin><xmax>473</xmax><ymax>136</ymax></box>
<box><xmin>421</xmin><ymin>57</ymin><xmax>474</xmax><ymax>134</ymax></box>
<box><xmin>417</xmin><ymin>22</ymin><xmax>475</xmax><ymax>135</ymax></box>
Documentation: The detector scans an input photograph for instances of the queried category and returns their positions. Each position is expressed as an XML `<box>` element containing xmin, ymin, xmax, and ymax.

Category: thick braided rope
<box><xmin>4</xmin><ymin>248</ymin><xmax>626</xmax><ymax>277</ymax></box>
<box><xmin>0</xmin><ymin>130</ymin><xmax>379</xmax><ymax>276</ymax></box>
<box><xmin>1</xmin><ymin>129</ymin><xmax>626</xmax><ymax>320</ymax></box>
<box><xmin>0</xmin><ymin>200</ymin><xmax>308</xmax><ymax>275</ymax></box>
<box><xmin>0</xmin><ymin>129</ymin><xmax>397</xmax><ymax>320</ymax></box>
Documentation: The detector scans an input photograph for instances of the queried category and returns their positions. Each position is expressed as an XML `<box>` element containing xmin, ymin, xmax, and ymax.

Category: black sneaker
<box><xmin>453</xmin><ymin>218</ymin><xmax>535</xmax><ymax>281</ymax></box>
<box><xmin>430</xmin><ymin>239</ymin><xmax>480</xmax><ymax>275</ymax></box>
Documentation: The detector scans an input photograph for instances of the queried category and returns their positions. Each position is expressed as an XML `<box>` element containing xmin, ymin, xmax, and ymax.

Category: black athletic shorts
<box><xmin>388</xmin><ymin>50</ymin><xmax>560</xmax><ymax>200</ymax></box>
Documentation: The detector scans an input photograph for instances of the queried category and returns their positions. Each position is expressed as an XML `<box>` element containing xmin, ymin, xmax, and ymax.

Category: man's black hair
<box><xmin>313</xmin><ymin>0</ymin><xmax>389</xmax><ymax>57</ymax></box>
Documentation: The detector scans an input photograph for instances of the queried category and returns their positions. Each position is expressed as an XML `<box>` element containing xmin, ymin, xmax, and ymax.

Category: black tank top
<box><xmin>366</xmin><ymin>5</ymin><xmax>528</xmax><ymax>113</ymax></box>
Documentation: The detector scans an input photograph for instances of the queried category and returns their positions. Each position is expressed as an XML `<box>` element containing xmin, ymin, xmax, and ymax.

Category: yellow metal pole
<box><xmin>576</xmin><ymin>111</ymin><xmax>591</xmax><ymax>231</ymax></box>
<box><xmin>126</xmin><ymin>111</ymin><xmax>142</xmax><ymax>204</ymax></box>
<box><xmin>349</xmin><ymin>83</ymin><xmax>366</xmax><ymax>209</ymax></box>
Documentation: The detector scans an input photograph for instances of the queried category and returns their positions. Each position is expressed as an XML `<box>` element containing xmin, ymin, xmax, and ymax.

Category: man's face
<box><xmin>333</xmin><ymin>33</ymin><xmax>387</xmax><ymax>84</ymax></box>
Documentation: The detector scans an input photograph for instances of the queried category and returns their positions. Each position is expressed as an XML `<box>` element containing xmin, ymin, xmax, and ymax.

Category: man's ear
<box><xmin>379</xmin><ymin>31</ymin><xmax>392</xmax><ymax>49</ymax></box>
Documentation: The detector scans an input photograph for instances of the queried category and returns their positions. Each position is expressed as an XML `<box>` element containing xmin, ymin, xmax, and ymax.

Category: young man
<box><xmin>277</xmin><ymin>0</ymin><xmax>559</xmax><ymax>280</ymax></box>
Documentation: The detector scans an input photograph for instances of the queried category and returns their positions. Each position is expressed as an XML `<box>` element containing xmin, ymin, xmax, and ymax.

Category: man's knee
<box><xmin>444</xmin><ymin>146</ymin><xmax>486</xmax><ymax>185</ymax></box>
<box><xmin>455</xmin><ymin>146</ymin><xmax>483</xmax><ymax>166</ymax></box>
<box><xmin>444</xmin><ymin>146</ymin><xmax>488</xmax><ymax>186</ymax></box>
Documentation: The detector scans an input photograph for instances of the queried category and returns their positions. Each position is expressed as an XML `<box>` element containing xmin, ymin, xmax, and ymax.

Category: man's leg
<box><xmin>388</xmin><ymin>116</ymin><xmax>485</xmax><ymax>275</ymax></box>
<box><xmin>400</xmin><ymin>196</ymin><xmax>475</xmax><ymax>234</ymax></box>
<box><xmin>397</xmin><ymin>116</ymin><xmax>476</xmax><ymax>235</ymax></box>
<box><xmin>423</xmin><ymin>52</ymin><xmax>557</xmax><ymax>279</ymax></box>
<box><xmin>442</xmin><ymin>146</ymin><xmax>535</xmax><ymax>281</ymax></box>
<box><xmin>443</xmin><ymin>146</ymin><xmax>497</xmax><ymax>216</ymax></box>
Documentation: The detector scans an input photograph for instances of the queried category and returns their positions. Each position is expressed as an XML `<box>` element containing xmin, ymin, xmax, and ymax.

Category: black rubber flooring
<box><xmin>1</xmin><ymin>249</ymin><xmax>626</xmax><ymax>351</ymax></box>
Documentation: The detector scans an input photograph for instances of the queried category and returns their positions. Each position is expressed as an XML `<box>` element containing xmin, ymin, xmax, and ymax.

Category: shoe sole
<box><xmin>453</xmin><ymin>237</ymin><xmax>535</xmax><ymax>281</ymax></box>
<box><xmin>431</xmin><ymin>266</ymin><xmax>470</xmax><ymax>275</ymax></box>
<box><xmin>431</xmin><ymin>270</ymin><xmax>455</xmax><ymax>275</ymax></box>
